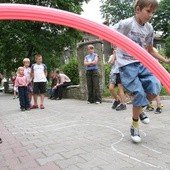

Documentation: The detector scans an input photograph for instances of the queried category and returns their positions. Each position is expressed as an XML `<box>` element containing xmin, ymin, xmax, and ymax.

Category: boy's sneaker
<box><xmin>87</xmin><ymin>101</ymin><xmax>94</xmax><ymax>104</ymax></box>
<box><xmin>116</xmin><ymin>104</ymin><xmax>127</xmax><ymax>111</ymax></box>
<box><xmin>95</xmin><ymin>101</ymin><xmax>101</xmax><ymax>104</ymax></box>
<box><xmin>25</xmin><ymin>108</ymin><xmax>31</xmax><ymax>111</ymax></box>
<box><xmin>145</xmin><ymin>103</ymin><xmax>154</xmax><ymax>111</ymax></box>
<box><xmin>139</xmin><ymin>111</ymin><xmax>150</xmax><ymax>124</ymax></box>
<box><xmin>130</xmin><ymin>125</ymin><xmax>141</xmax><ymax>143</ymax></box>
<box><xmin>31</xmin><ymin>105</ymin><xmax>38</xmax><ymax>109</ymax></box>
<box><xmin>155</xmin><ymin>107</ymin><xmax>162</xmax><ymax>114</ymax></box>
<box><xmin>21</xmin><ymin>108</ymin><xmax>25</xmax><ymax>111</ymax></box>
<box><xmin>13</xmin><ymin>96</ymin><xmax>16</xmax><ymax>99</ymax></box>
<box><xmin>40</xmin><ymin>104</ymin><xmax>45</xmax><ymax>109</ymax></box>
<box><xmin>155</xmin><ymin>104</ymin><xmax>163</xmax><ymax>114</ymax></box>
<box><xmin>112</xmin><ymin>100</ymin><xmax>120</xmax><ymax>109</ymax></box>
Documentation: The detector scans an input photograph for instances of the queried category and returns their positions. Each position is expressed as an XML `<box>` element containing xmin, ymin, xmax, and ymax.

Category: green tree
<box><xmin>0</xmin><ymin>0</ymin><xmax>89</xmax><ymax>75</ymax></box>
<box><xmin>152</xmin><ymin>0</ymin><xmax>170</xmax><ymax>39</ymax></box>
<box><xmin>100</xmin><ymin>0</ymin><xmax>135</xmax><ymax>24</ymax></box>
<box><xmin>100</xmin><ymin>0</ymin><xmax>170</xmax><ymax>39</ymax></box>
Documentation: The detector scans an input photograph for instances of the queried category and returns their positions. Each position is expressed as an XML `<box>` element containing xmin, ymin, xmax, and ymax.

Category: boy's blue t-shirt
<box><xmin>85</xmin><ymin>53</ymin><xmax>98</xmax><ymax>71</ymax></box>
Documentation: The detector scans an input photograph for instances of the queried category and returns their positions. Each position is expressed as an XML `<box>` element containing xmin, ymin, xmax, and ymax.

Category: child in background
<box><xmin>84</xmin><ymin>44</ymin><xmax>102</xmax><ymax>104</ymax></box>
<box><xmin>113</xmin><ymin>0</ymin><xmax>170</xmax><ymax>143</ymax></box>
<box><xmin>15</xmin><ymin>67</ymin><xmax>30</xmax><ymax>111</ymax></box>
<box><xmin>23</xmin><ymin>58</ymin><xmax>33</xmax><ymax>103</ymax></box>
<box><xmin>12</xmin><ymin>72</ymin><xmax>18</xmax><ymax>99</ymax></box>
<box><xmin>109</xmin><ymin>49</ymin><xmax>126</xmax><ymax>111</ymax></box>
<box><xmin>145</xmin><ymin>95</ymin><xmax>163</xmax><ymax>114</ymax></box>
<box><xmin>51</xmin><ymin>69</ymin><xmax>71</xmax><ymax>100</ymax></box>
<box><xmin>31</xmin><ymin>54</ymin><xmax>47</xmax><ymax>109</ymax></box>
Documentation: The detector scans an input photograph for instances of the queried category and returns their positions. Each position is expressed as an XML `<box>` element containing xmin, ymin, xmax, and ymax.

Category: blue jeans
<box><xmin>119</xmin><ymin>63</ymin><xmax>161</xmax><ymax>107</ymax></box>
<box><xmin>18</xmin><ymin>86</ymin><xmax>30</xmax><ymax>109</ymax></box>
<box><xmin>49</xmin><ymin>88</ymin><xmax>55</xmax><ymax>97</ymax></box>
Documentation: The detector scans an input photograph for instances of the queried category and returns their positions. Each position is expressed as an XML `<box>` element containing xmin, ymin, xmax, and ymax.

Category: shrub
<box><xmin>60</xmin><ymin>57</ymin><xmax>79</xmax><ymax>85</ymax></box>
<box><xmin>104</xmin><ymin>63</ymin><xmax>111</xmax><ymax>87</ymax></box>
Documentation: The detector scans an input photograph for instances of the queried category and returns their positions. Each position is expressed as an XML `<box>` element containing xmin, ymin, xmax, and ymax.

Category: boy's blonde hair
<box><xmin>135</xmin><ymin>0</ymin><xmax>158</xmax><ymax>11</ymax></box>
<box><xmin>87</xmin><ymin>44</ymin><xmax>94</xmax><ymax>50</ymax></box>
<box><xmin>23</xmin><ymin>58</ymin><xmax>30</xmax><ymax>64</ymax></box>
<box><xmin>35</xmin><ymin>54</ymin><xmax>42</xmax><ymax>59</ymax></box>
<box><xmin>17</xmin><ymin>66</ymin><xmax>24</xmax><ymax>73</ymax></box>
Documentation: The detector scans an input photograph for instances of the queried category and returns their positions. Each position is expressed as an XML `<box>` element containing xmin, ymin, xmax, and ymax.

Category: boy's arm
<box><xmin>84</xmin><ymin>55</ymin><xmax>98</xmax><ymax>66</ymax></box>
<box><xmin>43</xmin><ymin>64</ymin><xmax>48</xmax><ymax>77</ymax></box>
<box><xmin>84</xmin><ymin>58</ymin><xmax>91</xmax><ymax>66</ymax></box>
<box><xmin>108</xmin><ymin>54</ymin><xmax>116</xmax><ymax>64</ymax></box>
<box><xmin>147</xmin><ymin>45</ymin><xmax>170</xmax><ymax>64</ymax></box>
<box><xmin>14</xmin><ymin>77</ymin><xmax>18</xmax><ymax>87</ymax></box>
<box><xmin>44</xmin><ymin>69</ymin><xmax>48</xmax><ymax>77</ymax></box>
<box><xmin>30</xmin><ymin>65</ymin><xmax>34</xmax><ymax>80</ymax></box>
<box><xmin>91</xmin><ymin>55</ymin><xmax>99</xmax><ymax>66</ymax></box>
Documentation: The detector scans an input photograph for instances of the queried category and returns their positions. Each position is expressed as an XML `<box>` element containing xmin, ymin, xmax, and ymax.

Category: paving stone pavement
<box><xmin>0</xmin><ymin>93</ymin><xmax>170</xmax><ymax>170</ymax></box>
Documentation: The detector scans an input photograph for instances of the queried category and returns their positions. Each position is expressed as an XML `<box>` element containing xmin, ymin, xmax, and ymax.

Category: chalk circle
<box><xmin>0</xmin><ymin>3</ymin><xmax>170</xmax><ymax>93</ymax></box>
<box><xmin>13</xmin><ymin>121</ymin><xmax>164</xmax><ymax>169</ymax></box>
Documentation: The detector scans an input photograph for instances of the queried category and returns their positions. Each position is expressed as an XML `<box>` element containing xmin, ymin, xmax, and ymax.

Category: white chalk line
<box><xmin>7</xmin><ymin>121</ymin><xmax>166</xmax><ymax>169</ymax></box>
<box><xmin>142</xmin><ymin>144</ymin><xmax>162</xmax><ymax>154</ymax></box>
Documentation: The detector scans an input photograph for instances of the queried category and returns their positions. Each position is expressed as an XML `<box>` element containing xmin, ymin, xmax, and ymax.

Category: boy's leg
<box><xmin>116</xmin><ymin>83</ymin><xmax>127</xmax><ymax>111</ymax></box>
<box><xmin>109</xmin><ymin>74</ymin><xmax>120</xmax><ymax>100</ymax></box>
<box><xmin>27</xmin><ymin>83</ymin><xmax>33</xmax><ymax>103</ymax></box>
<box><xmin>92</xmin><ymin>70</ymin><xmax>101</xmax><ymax>103</ymax></box>
<box><xmin>57</xmin><ymin>85</ymin><xmax>64</xmax><ymax>100</ymax></box>
<box><xmin>109</xmin><ymin>83</ymin><xmax>117</xmax><ymax>99</ymax></box>
<box><xmin>13</xmin><ymin>86</ymin><xmax>17</xmax><ymax>99</ymax></box>
<box><xmin>115</xmin><ymin>73</ymin><xmax>127</xmax><ymax>110</ymax></box>
<box><xmin>53</xmin><ymin>88</ymin><xmax>59</xmax><ymax>99</ymax></box>
<box><xmin>40</xmin><ymin>94</ymin><xmax>45</xmax><ymax>105</ymax></box>
<box><xmin>24</xmin><ymin>87</ymin><xmax>30</xmax><ymax>109</ymax></box>
<box><xmin>32</xmin><ymin>82</ymin><xmax>39</xmax><ymax>108</ymax></box>
<box><xmin>33</xmin><ymin>94</ymin><xmax>38</xmax><ymax>105</ymax></box>
<box><xmin>39</xmin><ymin>82</ymin><xmax>47</xmax><ymax>109</ymax></box>
<box><xmin>118</xmin><ymin>84</ymin><xmax>125</xmax><ymax>104</ymax></box>
<box><xmin>13</xmin><ymin>90</ymin><xmax>16</xmax><ymax>99</ymax></box>
<box><xmin>119</xmin><ymin>63</ymin><xmax>150</xmax><ymax>143</ymax></box>
<box><xmin>57</xmin><ymin>82</ymin><xmax>71</xmax><ymax>100</ymax></box>
<box><xmin>18</xmin><ymin>87</ymin><xmax>25</xmax><ymax>111</ymax></box>
<box><xmin>86</xmin><ymin>71</ymin><xmax>94</xmax><ymax>103</ymax></box>
<box><xmin>109</xmin><ymin>83</ymin><xmax>120</xmax><ymax>109</ymax></box>
<box><xmin>155</xmin><ymin>95</ymin><xmax>163</xmax><ymax>114</ymax></box>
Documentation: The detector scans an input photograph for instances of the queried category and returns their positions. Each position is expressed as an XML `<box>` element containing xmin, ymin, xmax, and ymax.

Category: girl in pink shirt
<box><xmin>15</xmin><ymin>67</ymin><xmax>30</xmax><ymax>111</ymax></box>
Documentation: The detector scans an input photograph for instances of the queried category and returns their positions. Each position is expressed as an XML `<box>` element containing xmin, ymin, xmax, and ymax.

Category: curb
<box><xmin>102</xmin><ymin>95</ymin><xmax>170</xmax><ymax>103</ymax></box>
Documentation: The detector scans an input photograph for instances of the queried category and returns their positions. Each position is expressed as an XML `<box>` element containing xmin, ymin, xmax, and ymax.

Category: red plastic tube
<box><xmin>0</xmin><ymin>4</ymin><xmax>169</xmax><ymax>92</ymax></box>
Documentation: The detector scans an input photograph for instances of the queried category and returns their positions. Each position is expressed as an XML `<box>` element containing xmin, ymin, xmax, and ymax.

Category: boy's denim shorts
<box><xmin>110</xmin><ymin>73</ymin><xmax>121</xmax><ymax>86</ymax></box>
<box><xmin>119</xmin><ymin>62</ymin><xmax>161</xmax><ymax>107</ymax></box>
